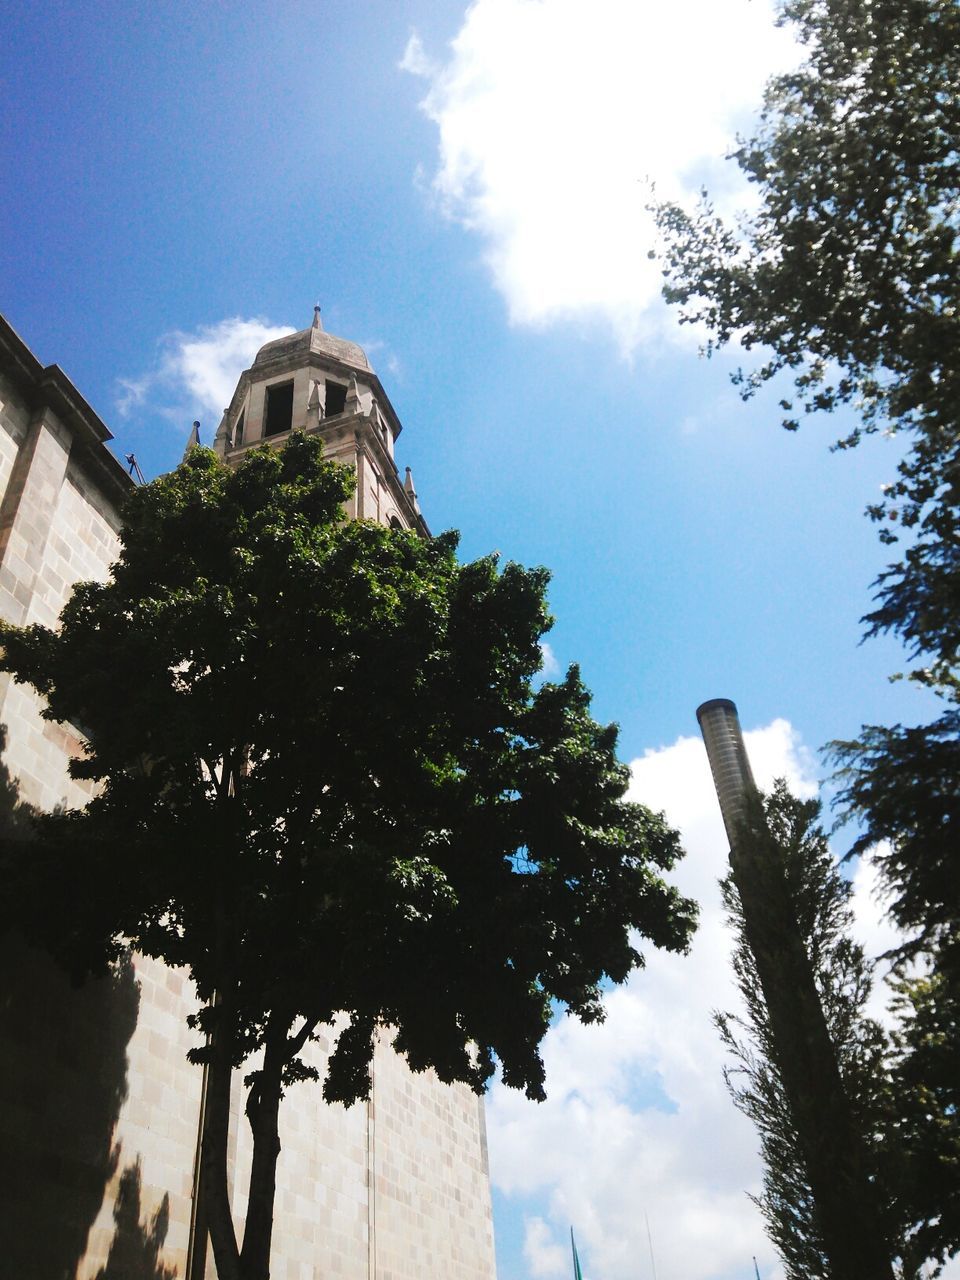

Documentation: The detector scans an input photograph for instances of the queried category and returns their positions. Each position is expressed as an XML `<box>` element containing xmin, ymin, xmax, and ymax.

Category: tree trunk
<box><xmin>200</xmin><ymin>989</ymin><xmax>242</xmax><ymax>1280</ymax></box>
<box><xmin>732</xmin><ymin>806</ymin><xmax>896</xmax><ymax>1280</ymax></box>
<box><xmin>239</xmin><ymin>1024</ymin><xmax>286</xmax><ymax>1280</ymax></box>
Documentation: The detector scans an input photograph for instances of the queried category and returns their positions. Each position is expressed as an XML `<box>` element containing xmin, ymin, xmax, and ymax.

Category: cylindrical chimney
<box><xmin>696</xmin><ymin>698</ymin><xmax>757</xmax><ymax>848</ymax></box>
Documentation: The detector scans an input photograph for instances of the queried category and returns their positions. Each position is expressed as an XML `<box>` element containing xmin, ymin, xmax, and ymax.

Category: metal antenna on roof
<box><xmin>644</xmin><ymin>1212</ymin><xmax>659</xmax><ymax>1280</ymax></box>
<box><xmin>125</xmin><ymin>453</ymin><xmax>146</xmax><ymax>485</ymax></box>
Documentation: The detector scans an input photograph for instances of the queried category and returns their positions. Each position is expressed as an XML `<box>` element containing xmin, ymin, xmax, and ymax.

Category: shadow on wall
<box><xmin>0</xmin><ymin>938</ymin><xmax>141</xmax><ymax>1279</ymax></box>
<box><xmin>0</xmin><ymin>724</ymin><xmax>146</xmax><ymax>1279</ymax></box>
<box><xmin>94</xmin><ymin>1160</ymin><xmax>177</xmax><ymax>1280</ymax></box>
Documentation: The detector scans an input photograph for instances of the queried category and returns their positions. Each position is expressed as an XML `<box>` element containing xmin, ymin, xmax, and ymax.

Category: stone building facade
<box><xmin>0</xmin><ymin>310</ymin><xmax>497</xmax><ymax>1280</ymax></box>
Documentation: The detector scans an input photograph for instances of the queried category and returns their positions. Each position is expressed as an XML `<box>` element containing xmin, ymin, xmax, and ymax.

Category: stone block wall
<box><xmin>0</xmin><ymin>350</ymin><xmax>209</xmax><ymax>1279</ymax></box>
<box><xmin>369</xmin><ymin>1037</ymin><xmax>496</xmax><ymax>1280</ymax></box>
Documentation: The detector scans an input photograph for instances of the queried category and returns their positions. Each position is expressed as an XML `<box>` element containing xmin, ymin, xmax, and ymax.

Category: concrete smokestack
<box><xmin>695</xmin><ymin>696</ymin><xmax>897</xmax><ymax>1280</ymax></box>
<box><xmin>695</xmin><ymin>698</ymin><xmax>757</xmax><ymax>847</ymax></box>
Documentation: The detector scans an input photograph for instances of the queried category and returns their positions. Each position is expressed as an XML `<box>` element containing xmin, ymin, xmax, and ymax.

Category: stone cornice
<box><xmin>0</xmin><ymin>313</ymin><xmax>133</xmax><ymax>506</ymax></box>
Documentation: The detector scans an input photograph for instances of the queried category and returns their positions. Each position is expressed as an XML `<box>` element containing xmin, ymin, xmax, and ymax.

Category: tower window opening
<box><xmin>264</xmin><ymin>381</ymin><xmax>294</xmax><ymax>437</ymax></box>
<box><xmin>325</xmin><ymin>380</ymin><xmax>347</xmax><ymax>417</ymax></box>
<box><xmin>234</xmin><ymin>409</ymin><xmax>245</xmax><ymax>448</ymax></box>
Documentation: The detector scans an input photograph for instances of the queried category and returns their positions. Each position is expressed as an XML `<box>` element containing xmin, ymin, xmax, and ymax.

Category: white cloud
<box><xmin>399</xmin><ymin>31</ymin><xmax>438</xmax><ymax>80</ymax></box>
<box><xmin>524</xmin><ymin>1216</ymin><xmax>568</xmax><ymax>1278</ymax></box>
<box><xmin>404</xmin><ymin>0</ymin><xmax>800</xmax><ymax>353</ymax></box>
<box><xmin>538</xmin><ymin>640</ymin><xmax>560</xmax><ymax>677</ymax></box>
<box><xmin>849</xmin><ymin>848</ymin><xmax>904</xmax><ymax>1027</ymax></box>
<box><xmin>116</xmin><ymin>316</ymin><xmax>295</xmax><ymax>436</ymax></box>
<box><xmin>486</xmin><ymin>718</ymin><xmax>903</xmax><ymax>1280</ymax></box>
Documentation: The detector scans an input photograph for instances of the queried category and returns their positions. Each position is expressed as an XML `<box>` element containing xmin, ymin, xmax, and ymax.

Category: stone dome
<box><xmin>252</xmin><ymin>318</ymin><xmax>371</xmax><ymax>373</ymax></box>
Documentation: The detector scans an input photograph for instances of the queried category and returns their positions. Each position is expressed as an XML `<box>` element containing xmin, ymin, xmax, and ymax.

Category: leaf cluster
<box><xmin>0</xmin><ymin>434</ymin><xmax>697</xmax><ymax>1106</ymax></box>
<box><xmin>884</xmin><ymin>956</ymin><xmax>960</xmax><ymax>1272</ymax></box>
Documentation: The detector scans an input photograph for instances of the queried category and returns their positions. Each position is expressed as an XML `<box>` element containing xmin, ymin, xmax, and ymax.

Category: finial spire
<box><xmin>181</xmin><ymin>421</ymin><xmax>201</xmax><ymax>462</ymax></box>
<box><xmin>313</xmin><ymin>302</ymin><xmax>323</xmax><ymax>331</ymax></box>
<box><xmin>345</xmin><ymin>374</ymin><xmax>363</xmax><ymax>417</ymax></box>
<box><xmin>306</xmin><ymin>379</ymin><xmax>323</xmax><ymax>430</ymax></box>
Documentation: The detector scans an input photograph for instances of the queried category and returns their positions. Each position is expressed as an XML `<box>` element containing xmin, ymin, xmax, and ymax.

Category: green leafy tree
<box><xmin>655</xmin><ymin>0</ymin><xmax>960</xmax><ymax>542</ymax></box>
<box><xmin>654</xmin><ymin>0</ymin><xmax>960</xmax><ymax>1266</ymax></box>
<box><xmin>0</xmin><ymin>434</ymin><xmax>697</xmax><ymax>1280</ymax></box>
<box><xmin>718</xmin><ymin>783</ymin><xmax>903</xmax><ymax>1279</ymax></box>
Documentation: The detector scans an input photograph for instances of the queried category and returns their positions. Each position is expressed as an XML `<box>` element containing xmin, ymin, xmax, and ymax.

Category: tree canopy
<box><xmin>656</xmin><ymin>0</ymin><xmax>960</xmax><ymax>537</ymax></box>
<box><xmin>0</xmin><ymin>433</ymin><xmax>697</xmax><ymax>1280</ymax></box>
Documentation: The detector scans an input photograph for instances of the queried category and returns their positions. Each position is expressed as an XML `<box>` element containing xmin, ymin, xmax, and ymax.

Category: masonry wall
<box><xmin>369</xmin><ymin>1037</ymin><xmax>496</xmax><ymax>1280</ymax></box>
<box><xmin>226</xmin><ymin>1029</ymin><xmax>497</xmax><ymax>1280</ymax></box>
<box><xmin>0</xmin><ymin>371</ymin><xmax>209</xmax><ymax>1279</ymax></box>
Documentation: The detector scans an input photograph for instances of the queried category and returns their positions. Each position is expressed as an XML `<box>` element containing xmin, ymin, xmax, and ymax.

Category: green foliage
<box><xmin>718</xmin><ymin>783</ymin><xmax>898</xmax><ymax>1279</ymax></box>
<box><xmin>655</xmin><ymin>0</ymin><xmax>960</xmax><ymax>532</ymax></box>
<box><xmin>830</xmin><ymin>712</ymin><xmax>960</xmax><ymax>949</ymax></box>
<box><xmin>0</xmin><ymin>434</ymin><xmax>696</xmax><ymax>1277</ymax></box>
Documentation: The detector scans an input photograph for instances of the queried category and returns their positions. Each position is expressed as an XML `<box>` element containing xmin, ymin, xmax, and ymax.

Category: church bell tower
<box><xmin>214</xmin><ymin>306</ymin><xmax>427</xmax><ymax>536</ymax></box>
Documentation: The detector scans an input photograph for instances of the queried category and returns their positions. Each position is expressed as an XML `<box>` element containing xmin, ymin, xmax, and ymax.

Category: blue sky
<box><xmin>1</xmin><ymin>4</ymin><xmax>945</xmax><ymax>1280</ymax></box>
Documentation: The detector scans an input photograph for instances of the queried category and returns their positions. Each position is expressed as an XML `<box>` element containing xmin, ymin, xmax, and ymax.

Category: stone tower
<box><xmin>213</xmin><ymin>305</ymin><xmax>427</xmax><ymax>536</ymax></box>
<box><xmin>0</xmin><ymin>309</ymin><xmax>498</xmax><ymax>1280</ymax></box>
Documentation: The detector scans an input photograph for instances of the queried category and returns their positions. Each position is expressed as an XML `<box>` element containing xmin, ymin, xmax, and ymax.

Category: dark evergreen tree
<box><xmin>884</xmin><ymin>960</ymin><xmax>960</xmax><ymax>1273</ymax></box>
<box><xmin>718</xmin><ymin>783</ymin><xmax>902</xmax><ymax>1278</ymax></box>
